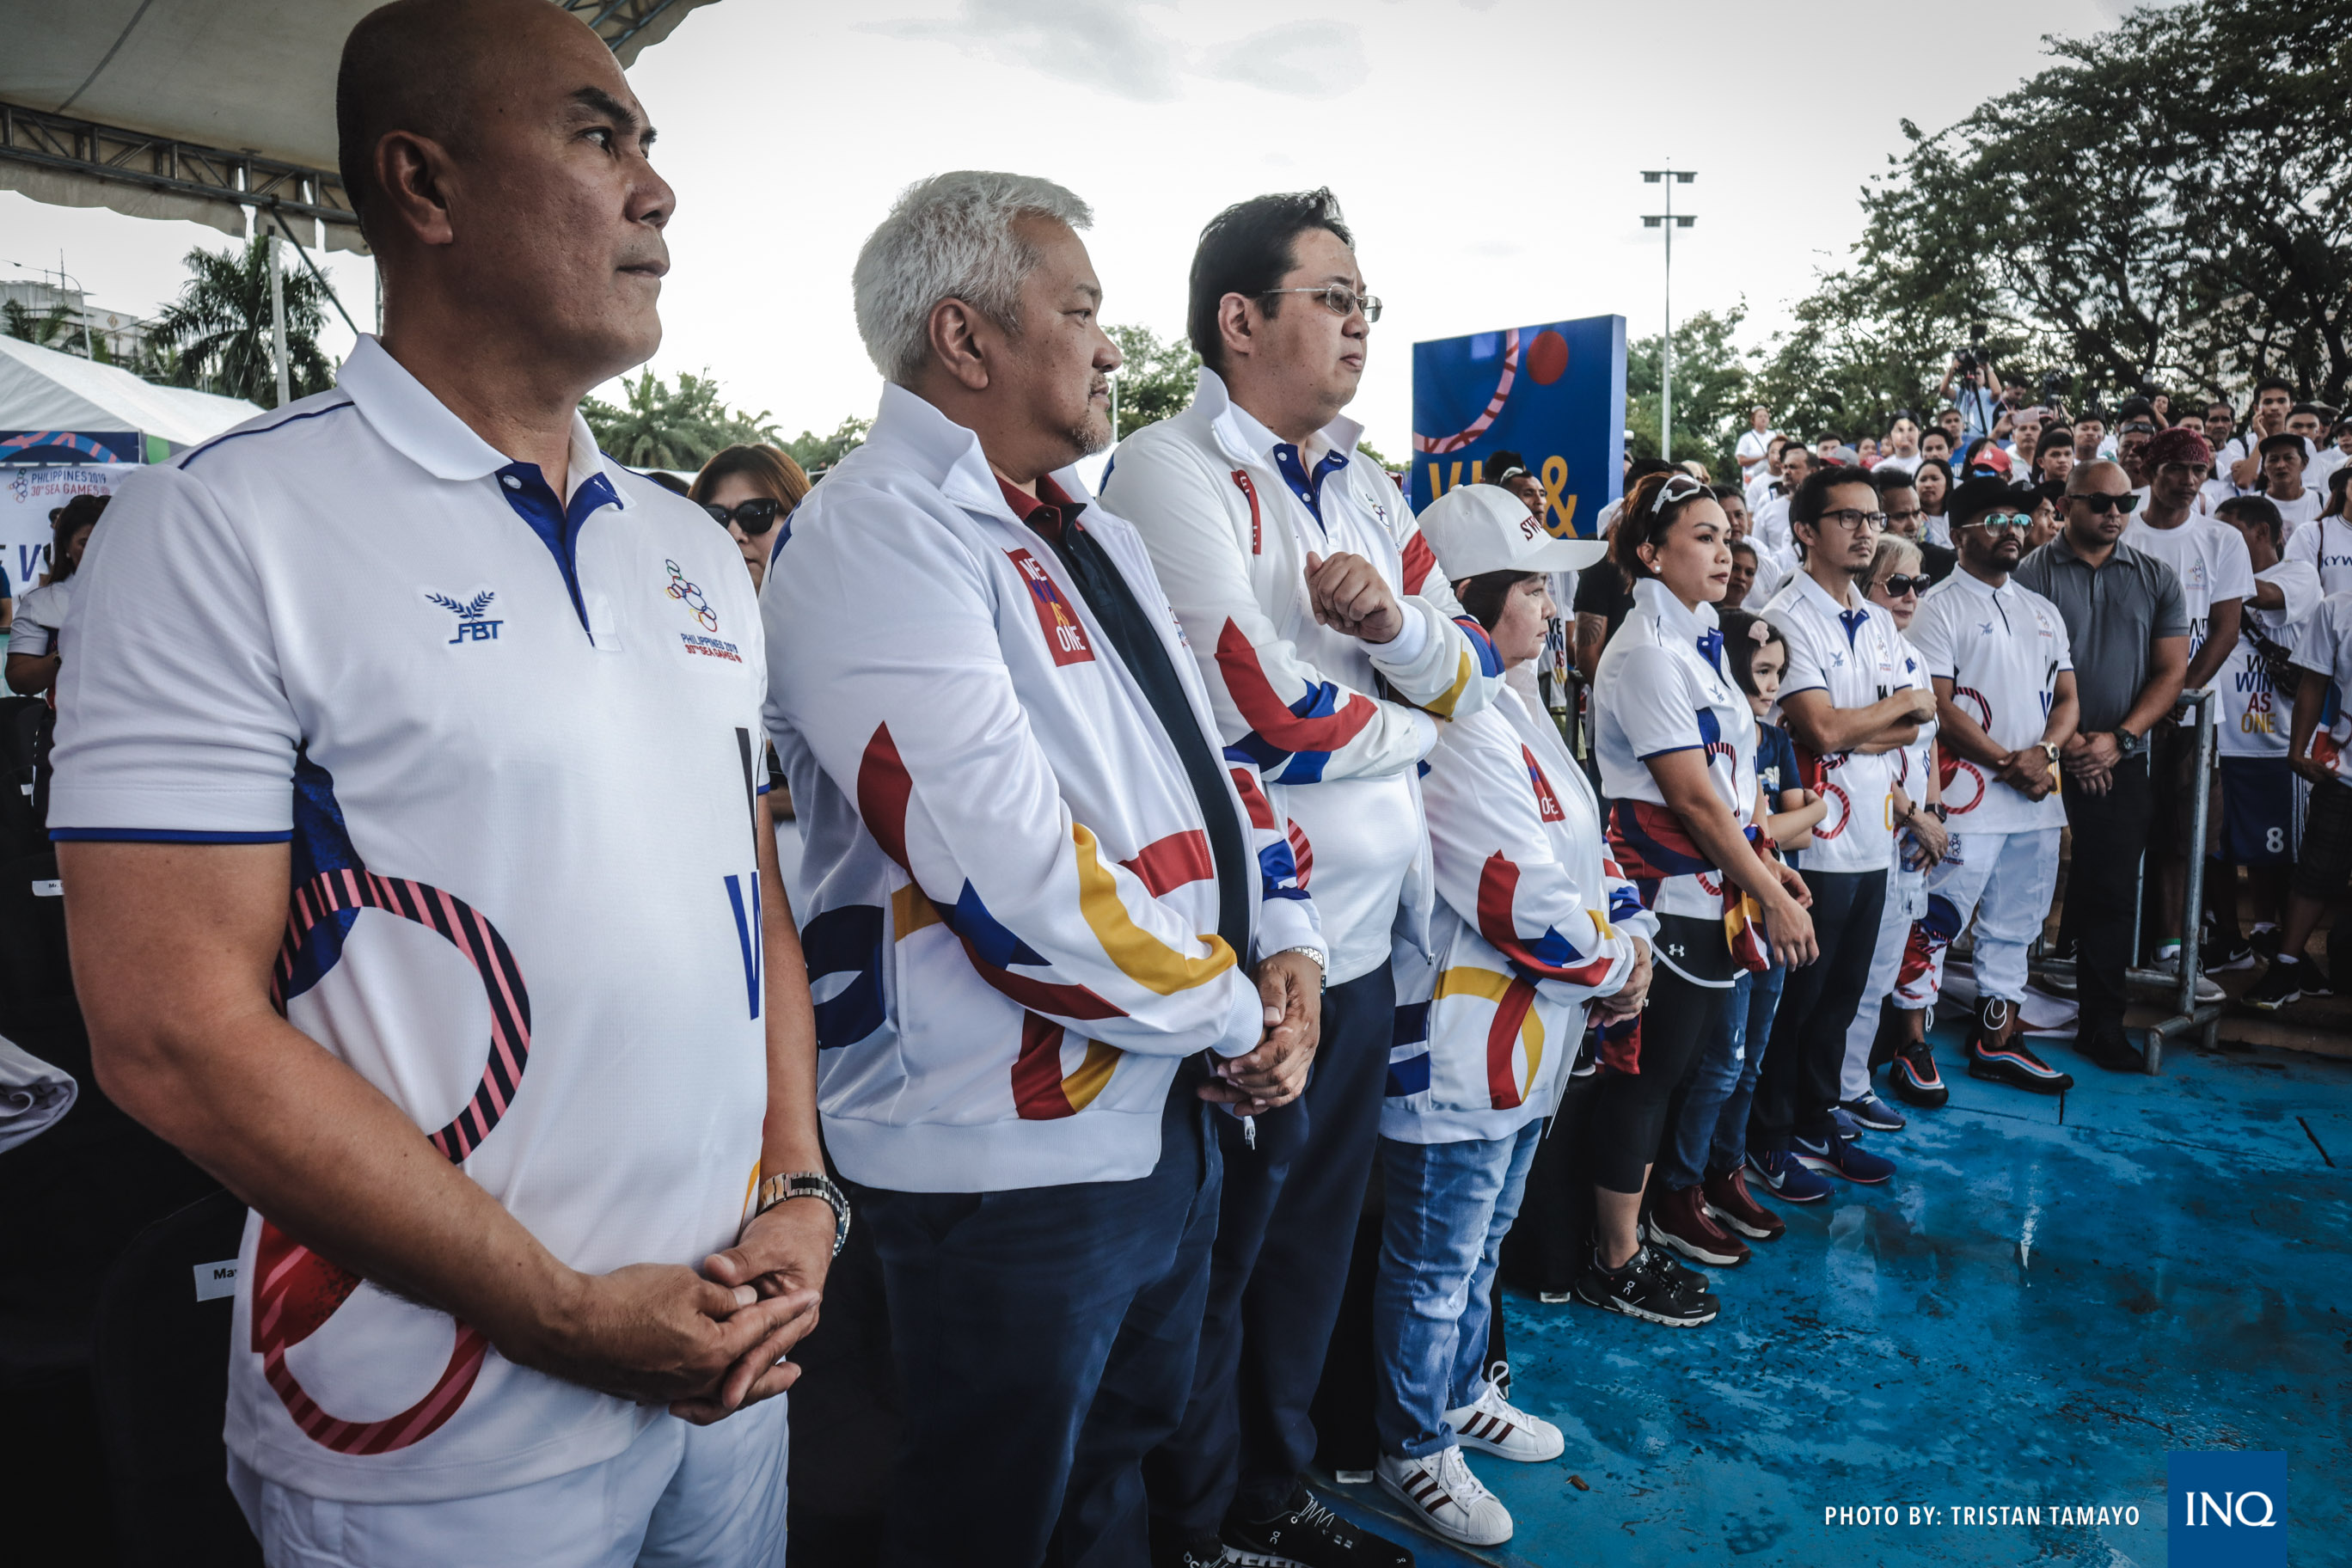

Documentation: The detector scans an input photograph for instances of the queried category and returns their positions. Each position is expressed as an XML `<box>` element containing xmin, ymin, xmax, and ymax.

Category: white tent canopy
<box><xmin>0</xmin><ymin>0</ymin><xmax>718</xmax><ymax>252</ymax></box>
<box><xmin>0</xmin><ymin>333</ymin><xmax>262</xmax><ymax>454</ymax></box>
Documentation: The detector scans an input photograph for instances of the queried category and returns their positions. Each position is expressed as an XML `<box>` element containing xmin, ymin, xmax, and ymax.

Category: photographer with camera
<box><xmin>1938</xmin><ymin>331</ymin><xmax>2003</xmax><ymax>444</ymax></box>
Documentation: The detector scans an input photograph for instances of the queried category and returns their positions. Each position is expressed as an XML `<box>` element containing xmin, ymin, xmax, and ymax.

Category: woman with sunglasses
<box><xmin>1837</xmin><ymin>534</ymin><xmax>1950</xmax><ymax>1128</ymax></box>
<box><xmin>690</xmin><ymin>444</ymin><xmax>812</xmax><ymax>591</ymax></box>
<box><xmin>1578</xmin><ymin>471</ymin><xmax>1816</xmax><ymax>1328</ymax></box>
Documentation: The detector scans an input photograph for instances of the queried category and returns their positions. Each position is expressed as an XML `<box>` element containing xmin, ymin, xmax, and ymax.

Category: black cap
<box><xmin>1947</xmin><ymin>475</ymin><xmax>2034</xmax><ymax>529</ymax></box>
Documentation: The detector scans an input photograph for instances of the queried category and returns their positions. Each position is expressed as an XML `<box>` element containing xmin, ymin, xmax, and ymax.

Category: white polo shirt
<box><xmin>1761</xmin><ymin>568</ymin><xmax>1902</xmax><ymax>873</ymax></box>
<box><xmin>1908</xmin><ymin>567</ymin><xmax>2072</xmax><ymax>833</ymax></box>
<box><xmin>50</xmin><ymin>335</ymin><xmax>771</xmax><ymax>1504</ymax></box>
<box><xmin>2217</xmin><ymin>559</ymin><xmax>2319</xmax><ymax>760</ymax></box>
<box><xmin>1592</xmin><ymin>576</ymin><xmax>1759</xmax><ymax>931</ymax></box>
<box><xmin>7</xmin><ymin>578</ymin><xmax>72</xmax><ymax>658</ymax></box>
<box><xmin>2122</xmin><ymin>513</ymin><xmax>2254</xmax><ymax>656</ymax></box>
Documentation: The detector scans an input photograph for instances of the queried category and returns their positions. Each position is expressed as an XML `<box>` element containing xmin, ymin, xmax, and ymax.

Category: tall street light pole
<box><xmin>1641</xmin><ymin>166</ymin><xmax>1696</xmax><ymax>463</ymax></box>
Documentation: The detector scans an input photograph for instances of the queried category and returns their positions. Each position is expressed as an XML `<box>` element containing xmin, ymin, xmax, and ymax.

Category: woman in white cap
<box><xmin>1369</xmin><ymin>484</ymin><xmax>1653</xmax><ymax>1548</ymax></box>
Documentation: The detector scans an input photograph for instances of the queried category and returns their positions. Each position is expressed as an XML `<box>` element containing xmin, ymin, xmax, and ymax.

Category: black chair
<box><xmin>92</xmin><ymin>1188</ymin><xmax>260</xmax><ymax>1568</ymax></box>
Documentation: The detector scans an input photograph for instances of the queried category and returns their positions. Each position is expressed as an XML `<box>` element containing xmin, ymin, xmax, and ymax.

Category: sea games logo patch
<box><xmin>665</xmin><ymin>559</ymin><xmax>742</xmax><ymax>663</ymax></box>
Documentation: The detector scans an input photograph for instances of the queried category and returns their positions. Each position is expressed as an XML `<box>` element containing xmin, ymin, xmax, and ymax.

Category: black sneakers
<box><xmin>1224</xmin><ymin>1486</ymin><xmax>1413</xmax><ymax>1568</ymax></box>
<box><xmin>1886</xmin><ymin>1035</ymin><xmax>1950</xmax><ymax>1108</ymax></box>
<box><xmin>2247</xmin><ymin>955</ymin><xmax>2312</xmax><ymax>1012</ymax></box>
<box><xmin>1152</xmin><ymin>1533</ymin><xmax>1234</xmax><ymax>1568</ymax></box>
<box><xmin>1572</xmin><ymin>1243</ymin><xmax>1719</xmax><ymax>1327</ymax></box>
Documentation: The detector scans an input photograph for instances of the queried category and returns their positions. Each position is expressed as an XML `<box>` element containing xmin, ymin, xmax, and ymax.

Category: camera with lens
<box><xmin>1953</xmin><ymin>323</ymin><xmax>1989</xmax><ymax>383</ymax></box>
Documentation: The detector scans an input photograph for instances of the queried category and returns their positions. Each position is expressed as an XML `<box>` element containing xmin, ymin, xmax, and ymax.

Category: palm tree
<box><xmin>149</xmin><ymin>237</ymin><xmax>334</xmax><ymax>403</ymax></box>
<box><xmin>2</xmin><ymin>298</ymin><xmax>79</xmax><ymax>352</ymax></box>
<box><xmin>584</xmin><ymin>368</ymin><xmax>783</xmax><ymax>469</ymax></box>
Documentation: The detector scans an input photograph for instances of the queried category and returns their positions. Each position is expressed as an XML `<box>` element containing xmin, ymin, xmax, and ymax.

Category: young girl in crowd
<box><xmin>1648</xmin><ymin>611</ymin><xmax>1827</xmax><ymax>1259</ymax></box>
<box><xmin>1844</xmin><ymin>535</ymin><xmax>1951</xmax><ymax>1123</ymax></box>
<box><xmin>1372</xmin><ymin>487</ymin><xmax>1651</xmax><ymax>1547</ymax></box>
<box><xmin>1580</xmin><ymin>472</ymin><xmax>1816</xmax><ymax>1326</ymax></box>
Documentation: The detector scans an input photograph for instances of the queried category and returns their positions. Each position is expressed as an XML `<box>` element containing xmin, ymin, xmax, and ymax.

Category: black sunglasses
<box><xmin>2071</xmin><ymin>492</ymin><xmax>2141</xmax><ymax>515</ymax></box>
<box><xmin>704</xmin><ymin>497</ymin><xmax>786</xmax><ymax>536</ymax></box>
<box><xmin>1877</xmin><ymin>574</ymin><xmax>1930</xmax><ymax>597</ymax></box>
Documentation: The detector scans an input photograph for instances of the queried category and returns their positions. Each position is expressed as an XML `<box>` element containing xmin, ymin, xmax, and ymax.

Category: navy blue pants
<box><xmin>861</xmin><ymin>1081</ymin><xmax>1222</xmax><ymax>1567</ymax></box>
<box><xmin>1146</xmin><ymin>965</ymin><xmax>1394</xmax><ymax>1534</ymax></box>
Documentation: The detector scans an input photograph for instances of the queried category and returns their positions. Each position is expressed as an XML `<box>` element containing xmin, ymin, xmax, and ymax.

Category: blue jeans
<box><xmin>1657</xmin><ymin>964</ymin><xmax>1786</xmax><ymax>1190</ymax></box>
<box><xmin>1370</xmin><ymin>1119</ymin><xmax>1545</xmax><ymax>1459</ymax></box>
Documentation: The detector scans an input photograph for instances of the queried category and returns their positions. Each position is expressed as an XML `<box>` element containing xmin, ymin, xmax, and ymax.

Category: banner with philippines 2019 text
<box><xmin>1411</xmin><ymin>315</ymin><xmax>1626</xmax><ymax>539</ymax></box>
<box><xmin>0</xmin><ymin>463</ymin><xmax>138</xmax><ymax>593</ymax></box>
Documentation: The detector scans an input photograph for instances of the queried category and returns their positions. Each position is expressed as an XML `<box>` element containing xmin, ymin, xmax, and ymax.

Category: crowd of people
<box><xmin>24</xmin><ymin>3</ymin><xmax>2352</xmax><ymax>1566</ymax></box>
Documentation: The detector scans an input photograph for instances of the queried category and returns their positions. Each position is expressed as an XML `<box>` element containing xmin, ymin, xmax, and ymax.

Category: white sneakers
<box><xmin>1445</xmin><ymin>1375</ymin><xmax>1565</xmax><ymax>1461</ymax></box>
<box><xmin>1376</xmin><ymin>1446</ymin><xmax>1512</xmax><ymax>1548</ymax></box>
<box><xmin>1374</xmin><ymin>1375</ymin><xmax>1563</xmax><ymax>1547</ymax></box>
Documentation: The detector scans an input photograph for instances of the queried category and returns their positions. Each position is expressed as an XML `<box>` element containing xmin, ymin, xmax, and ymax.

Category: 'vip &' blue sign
<box><xmin>1410</xmin><ymin>315</ymin><xmax>1626</xmax><ymax>539</ymax></box>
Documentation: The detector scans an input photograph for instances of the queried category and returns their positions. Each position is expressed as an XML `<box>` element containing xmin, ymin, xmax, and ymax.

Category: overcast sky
<box><xmin>3</xmin><ymin>0</ymin><xmax>2141</xmax><ymax>458</ymax></box>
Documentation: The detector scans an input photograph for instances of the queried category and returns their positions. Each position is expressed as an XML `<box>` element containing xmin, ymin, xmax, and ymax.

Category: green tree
<box><xmin>1624</xmin><ymin>307</ymin><xmax>1755</xmax><ymax>473</ymax></box>
<box><xmin>783</xmin><ymin>416</ymin><xmax>871</xmax><ymax>474</ymax></box>
<box><xmin>583</xmin><ymin>368</ymin><xmax>783</xmax><ymax>470</ymax></box>
<box><xmin>1107</xmin><ymin>323</ymin><xmax>1200</xmax><ymax>440</ymax></box>
<box><xmin>1773</xmin><ymin>0</ymin><xmax>2349</xmax><ymax>417</ymax></box>
<box><xmin>2</xmin><ymin>298</ymin><xmax>80</xmax><ymax>353</ymax></box>
<box><xmin>148</xmin><ymin>236</ymin><xmax>334</xmax><ymax>402</ymax></box>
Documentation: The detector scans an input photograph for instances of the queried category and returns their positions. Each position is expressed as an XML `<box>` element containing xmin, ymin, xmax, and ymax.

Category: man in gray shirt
<box><xmin>2013</xmin><ymin>460</ymin><xmax>2190</xmax><ymax>1069</ymax></box>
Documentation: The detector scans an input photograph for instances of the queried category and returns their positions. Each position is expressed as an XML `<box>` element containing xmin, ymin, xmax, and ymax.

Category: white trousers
<box><xmin>1891</xmin><ymin>828</ymin><xmax>2062</xmax><ymax>1017</ymax></box>
<box><xmin>1840</xmin><ymin>864</ymin><xmax>1924</xmax><ymax>1100</ymax></box>
<box><xmin>229</xmin><ymin>1396</ymin><xmax>788</xmax><ymax>1568</ymax></box>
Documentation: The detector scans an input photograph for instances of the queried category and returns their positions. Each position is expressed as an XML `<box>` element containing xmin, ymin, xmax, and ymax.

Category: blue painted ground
<box><xmin>1315</xmin><ymin>1023</ymin><xmax>2351</xmax><ymax>1567</ymax></box>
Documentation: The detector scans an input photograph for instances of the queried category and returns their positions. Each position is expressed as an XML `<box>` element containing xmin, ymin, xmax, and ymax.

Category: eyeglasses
<box><xmin>704</xmin><ymin>497</ymin><xmax>786</xmax><ymax>536</ymax></box>
<box><xmin>1259</xmin><ymin>285</ymin><xmax>1382</xmax><ymax>322</ymax></box>
<box><xmin>2069</xmin><ymin>492</ymin><xmax>2141</xmax><ymax>515</ymax></box>
<box><xmin>1965</xmin><ymin>511</ymin><xmax>2035</xmax><ymax>533</ymax></box>
<box><xmin>1811</xmin><ymin>508</ymin><xmax>1887</xmax><ymax>533</ymax></box>
<box><xmin>1877</xmin><ymin>574</ymin><xmax>1929</xmax><ymax>597</ymax></box>
<box><xmin>1883</xmin><ymin>506</ymin><xmax>1923</xmax><ymax>524</ymax></box>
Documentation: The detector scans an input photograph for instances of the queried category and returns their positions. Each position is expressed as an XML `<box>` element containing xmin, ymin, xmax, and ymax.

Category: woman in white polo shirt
<box><xmin>1371</xmin><ymin>487</ymin><xmax>1649</xmax><ymax>1547</ymax></box>
<box><xmin>1582</xmin><ymin>471</ymin><xmax>1816</xmax><ymax>1330</ymax></box>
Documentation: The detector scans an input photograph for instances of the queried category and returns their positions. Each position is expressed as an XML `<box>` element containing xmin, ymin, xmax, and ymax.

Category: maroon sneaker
<box><xmin>1703</xmin><ymin>1167</ymin><xmax>1786</xmax><ymax>1242</ymax></box>
<box><xmin>1646</xmin><ymin>1183</ymin><xmax>1750</xmax><ymax>1266</ymax></box>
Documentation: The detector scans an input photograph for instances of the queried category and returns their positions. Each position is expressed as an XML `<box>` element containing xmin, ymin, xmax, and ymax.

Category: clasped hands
<box><xmin>499</xmin><ymin>1191</ymin><xmax>836</xmax><ymax>1428</ymax></box>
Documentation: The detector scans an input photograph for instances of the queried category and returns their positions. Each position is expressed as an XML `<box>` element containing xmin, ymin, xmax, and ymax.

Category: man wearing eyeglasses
<box><xmin>1747</xmin><ymin>468</ymin><xmax>1935</xmax><ymax>1198</ymax></box>
<box><xmin>1103</xmin><ymin>187</ymin><xmax>1480</xmax><ymax>1568</ymax></box>
<box><xmin>1890</xmin><ymin>478</ymin><xmax>2081</xmax><ymax>1095</ymax></box>
<box><xmin>2013</xmin><ymin>462</ymin><xmax>2190</xmax><ymax>1071</ymax></box>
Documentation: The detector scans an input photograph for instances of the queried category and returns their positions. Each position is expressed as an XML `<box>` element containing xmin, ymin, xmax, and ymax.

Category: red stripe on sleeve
<box><xmin>1119</xmin><ymin>830</ymin><xmax>1215</xmax><ymax>895</ymax></box>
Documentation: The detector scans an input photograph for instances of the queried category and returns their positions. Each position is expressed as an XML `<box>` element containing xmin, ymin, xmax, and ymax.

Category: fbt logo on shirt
<box><xmin>1007</xmin><ymin>547</ymin><xmax>1095</xmax><ymax>666</ymax></box>
<box><xmin>424</xmin><ymin>588</ymin><xmax>501</xmax><ymax>644</ymax></box>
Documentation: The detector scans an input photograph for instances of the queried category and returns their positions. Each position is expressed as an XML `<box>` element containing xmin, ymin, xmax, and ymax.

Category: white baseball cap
<box><xmin>1417</xmin><ymin>483</ymin><xmax>1608</xmax><ymax>579</ymax></box>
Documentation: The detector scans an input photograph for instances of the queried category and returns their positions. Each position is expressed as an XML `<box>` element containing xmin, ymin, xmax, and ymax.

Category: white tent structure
<box><xmin>0</xmin><ymin>0</ymin><xmax>720</xmax><ymax>254</ymax></box>
<box><xmin>0</xmin><ymin>333</ymin><xmax>261</xmax><ymax>462</ymax></box>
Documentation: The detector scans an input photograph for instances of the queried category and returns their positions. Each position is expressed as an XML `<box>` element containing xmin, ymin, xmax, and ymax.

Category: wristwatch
<box><xmin>2037</xmin><ymin>742</ymin><xmax>2061</xmax><ymax>766</ymax></box>
<box><xmin>2113</xmin><ymin>728</ymin><xmax>2147</xmax><ymax>758</ymax></box>
<box><xmin>1922</xmin><ymin>802</ymin><xmax>1949</xmax><ymax>822</ymax></box>
<box><xmin>756</xmin><ymin>1170</ymin><xmax>853</xmax><ymax>1256</ymax></box>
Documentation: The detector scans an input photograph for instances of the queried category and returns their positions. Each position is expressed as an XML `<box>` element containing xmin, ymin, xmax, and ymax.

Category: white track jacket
<box><xmin>1387</xmin><ymin>685</ymin><xmax>1655</xmax><ymax>1142</ymax></box>
<box><xmin>1101</xmin><ymin>369</ymin><xmax>1506</xmax><ymax>983</ymax></box>
<box><xmin>764</xmin><ymin>386</ymin><xmax>1322</xmax><ymax>1193</ymax></box>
